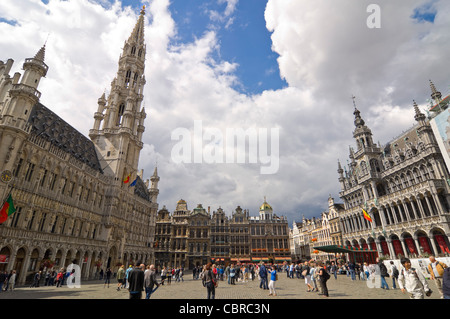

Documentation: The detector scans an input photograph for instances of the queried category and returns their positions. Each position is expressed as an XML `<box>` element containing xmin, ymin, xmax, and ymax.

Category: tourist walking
<box><xmin>225</xmin><ymin>264</ymin><xmax>231</xmax><ymax>284</ymax></box>
<box><xmin>302</xmin><ymin>261</ymin><xmax>313</xmax><ymax>292</ymax></box>
<box><xmin>6</xmin><ymin>270</ymin><xmax>16</xmax><ymax>291</ymax></box>
<box><xmin>318</xmin><ymin>261</ymin><xmax>330</xmax><ymax>297</ymax></box>
<box><xmin>161</xmin><ymin>266</ymin><xmax>167</xmax><ymax>285</ymax></box>
<box><xmin>427</xmin><ymin>255</ymin><xmax>448</xmax><ymax>298</ymax></box>
<box><xmin>398</xmin><ymin>257</ymin><xmax>431</xmax><ymax>299</ymax></box>
<box><xmin>144</xmin><ymin>264</ymin><xmax>161</xmax><ymax>299</ymax></box>
<box><xmin>389</xmin><ymin>261</ymin><xmax>399</xmax><ymax>289</ymax></box>
<box><xmin>259</xmin><ymin>262</ymin><xmax>268</xmax><ymax>290</ymax></box>
<box><xmin>56</xmin><ymin>269</ymin><xmax>64</xmax><ymax>287</ymax></box>
<box><xmin>330</xmin><ymin>261</ymin><xmax>338</xmax><ymax>280</ymax></box>
<box><xmin>309</xmin><ymin>263</ymin><xmax>318</xmax><ymax>292</ymax></box>
<box><xmin>117</xmin><ymin>265</ymin><xmax>125</xmax><ymax>290</ymax></box>
<box><xmin>125</xmin><ymin>264</ymin><xmax>133</xmax><ymax>288</ymax></box>
<box><xmin>376</xmin><ymin>257</ymin><xmax>389</xmax><ymax>290</ymax></box>
<box><xmin>0</xmin><ymin>271</ymin><xmax>7</xmax><ymax>292</ymax></box>
<box><xmin>348</xmin><ymin>261</ymin><xmax>356</xmax><ymax>281</ymax></box>
<box><xmin>128</xmin><ymin>262</ymin><xmax>145</xmax><ymax>299</ymax></box>
<box><xmin>363</xmin><ymin>262</ymin><xmax>370</xmax><ymax>280</ymax></box>
<box><xmin>202</xmin><ymin>263</ymin><xmax>217</xmax><ymax>299</ymax></box>
<box><xmin>104</xmin><ymin>268</ymin><xmax>112</xmax><ymax>288</ymax></box>
<box><xmin>442</xmin><ymin>266</ymin><xmax>450</xmax><ymax>299</ymax></box>
<box><xmin>230</xmin><ymin>264</ymin><xmax>236</xmax><ymax>285</ymax></box>
<box><xmin>268</xmin><ymin>265</ymin><xmax>277</xmax><ymax>296</ymax></box>
<box><xmin>30</xmin><ymin>271</ymin><xmax>41</xmax><ymax>288</ymax></box>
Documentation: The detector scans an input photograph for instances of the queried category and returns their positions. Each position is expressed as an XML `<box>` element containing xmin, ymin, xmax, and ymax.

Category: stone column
<box><xmin>401</xmin><ymin>200</ymin><xmax>411</xmax><ymax>221</ymax></box>
<box><xmin>430</xmin><ymin>235</ymin><xmax>439</xmax><ymax>256</ymax></box>
<box><xmin>379</xmin><ymin>206</ymin><xmax>388</xmax><ymax>227</ymax></box>
<box><xmin>18</xmin><ymin>250</ymin><xmax>32</xmax><ymax>285</ymax></box>
<box><xmin>400</xmin><ymin>239</ymin><xmax>409</xmax><ymax>258</ymax></box>
<box><xmin>387</xmin><ymin>239</ymin><xmax>395</xmax><ymax>258</ymax></box>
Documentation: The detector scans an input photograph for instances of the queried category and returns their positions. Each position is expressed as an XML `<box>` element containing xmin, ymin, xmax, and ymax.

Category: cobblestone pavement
<box><xmin>0</xmin><ymin>271</ymin><xmax>443</xmax><ymax>300</ymax></box>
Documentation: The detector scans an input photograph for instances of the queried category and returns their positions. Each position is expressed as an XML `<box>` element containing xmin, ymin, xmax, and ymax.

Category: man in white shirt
<box><xmin>398</xmin><ymin>257</ymin><xmax>431</xmax><ymax>299</ymax></box>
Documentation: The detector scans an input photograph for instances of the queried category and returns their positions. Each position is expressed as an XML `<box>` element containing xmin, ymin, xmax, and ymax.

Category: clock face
<box><xmin>1</xmin><ymin>170</ymin><xmax>12</xmax><ymax>183</ymax></box>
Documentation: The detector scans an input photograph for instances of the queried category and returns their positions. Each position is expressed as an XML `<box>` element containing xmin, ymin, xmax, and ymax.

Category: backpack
<box><xmin>392</xmin><ymin>266</ymin><xmax>399</xmax><ymax>278</ymax></box>
<box><xmin>321</xmin><ymin>268</ymin><xmax>330</xmax><ymax>281</ymax></box>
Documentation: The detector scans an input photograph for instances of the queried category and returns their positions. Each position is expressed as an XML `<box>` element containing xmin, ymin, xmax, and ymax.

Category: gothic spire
<box><xmin>34</xmin><ymin>44</ymin><xmax>46</xmax><ymax>62</ymax></box>
<box><xmin>414</xmin><ymin>100</ymin><xmax>426</xmax><ymax>123</ymax></box>
<box><xmin>128</xmin><ymin>5</ymin><xmax>146</xmax><ymax>45</ymax></box>
<box><xmin>430</xmin><ymin>79</ymin><xmax>442</xmax><ymax>102</ymax></box>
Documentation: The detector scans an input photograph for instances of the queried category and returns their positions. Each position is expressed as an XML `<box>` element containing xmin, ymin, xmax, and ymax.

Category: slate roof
<box><xmin>28</xmin><ymin>102</ymin><xmax>103</xmax><ymax>172</ymax></box>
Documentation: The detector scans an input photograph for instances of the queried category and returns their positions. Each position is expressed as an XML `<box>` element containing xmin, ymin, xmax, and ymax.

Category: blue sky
<box><xmin>112</xmin><ymin>0</ymin><xmax>287</xmax><ymax>94</ymax></box>
<box><xmin>171</xmin><ymin>0</ymin><xmax>287</xmax><ymax>94</ymax></box>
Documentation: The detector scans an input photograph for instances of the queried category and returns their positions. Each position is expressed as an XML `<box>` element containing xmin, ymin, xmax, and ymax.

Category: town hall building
<box><xmin>0</xmin><ymin>7</ymin><xmax>159</xmax><ymax>284</ymax></box>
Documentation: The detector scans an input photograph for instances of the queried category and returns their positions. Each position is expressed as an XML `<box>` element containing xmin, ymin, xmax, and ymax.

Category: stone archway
<box><xmin>431</xmin><ymin>228</ymin><xmax>450</xmax><ymax>256</ymax></box>
<box><xmin>14</xmin><ymin>247</ymin><xmax>27</xmax><ymax>283</ymax></box>
<box><xmin>0</xmin><ymin>246</ymin><xmax>11</xmax><ymax>272</ymax></box>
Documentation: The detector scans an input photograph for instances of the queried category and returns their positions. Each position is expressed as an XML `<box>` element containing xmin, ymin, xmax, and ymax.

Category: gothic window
<box><xmin>39</xmin><ymin>213</ymin><xmax>47</xmax><ymax>232</ymax></box>
<box><xmin>138</xmin><ymin>48</ymin><xmax>143</xmax><ymax>57</ymax></box>
<box><xmin>407</xmin><ymin>171</ymin><xmax>414</xmax><ymax>186</ymax></box>
<box><xmin>360</xmin><ymin>161</ymin><xmax>368</xmax><ymax>175</ymax></box>
<box><xmin>133</xmin><ymin>73</ymin><xmax>139</xmax><ymax>88</ymax></box>
<box><xmin>427</xmin><ymin>163</ymin><xmax>435</xmax><ymax>179</ymax></box>
<box><xmin>10</xmin><ymin>207</ymin><xmax>21</xmax><ymax>228</ymax></box>
<box><xmin>370</xmin><ymin>159</ymin><xmax>381</xmax><ymax>172</ymax></box>
<box><xmin>395</xmin><ymin>176</ymin><xmax>402</xmax><ymax>190</ymax></box>
<box><xmin>116</xmin><ymin>103</ymin><xmax>125</xmax><ymax>126</ymax></box>
<box><xmin>24</xmin><ymin>162</ymin><xmax>35</xmax><ymax>182</ymax></box>
<box><xmin>131</xmin><ymin>46</ymin><xmax>136</xmax><ymax>55</ymax></box>
<box><xmin>414</xmin><ymin>167</ymin><xmax>422</xmax><ymax>183</ymax></box>
<box><xmin>40</xmin><ymin>169</ymin><xmax>48</xmax><ymax>187</ymax></box>
<box><xmin>13</xmin><ymin>158</ymin><xmax>24</xmax><ymax>177</ymax></box>
<box><xmin>51</xmin><ymin>216</ymin><xmax>59</xmax><ymax>234</ymax></box>
<box><xmin>401</xmin><ymin>173</ymin><xmax>408</xmax><ymax>188</ymax></box>
<box><xmin>28</xmin><ymin>210</ymin><xmax>36</xmax><ymax>230</ymax></box>
<box><xmin>125</xmin><ymin>69</ymin><xmax>131</xmax><ymax>87</ymax></box>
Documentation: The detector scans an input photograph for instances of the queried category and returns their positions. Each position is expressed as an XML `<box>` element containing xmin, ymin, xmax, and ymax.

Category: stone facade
<box><xmin>0</xmin><ymin>7</ymin><xmax>159</xmax><ymax>284</ymax></box>
<box><xmin>337</xmin><ymin>86</ymin><xmax>450</xmax><ymax>259</ymax></box>
<box><xmin>154</xmin><ymin>199</ymin><xmax>291</xmax><ymax>269</ymax></box>
<box><xmin>290</xmin><ymin>197</ymin><xmax>344</xmax><ymax>262</ymax></box>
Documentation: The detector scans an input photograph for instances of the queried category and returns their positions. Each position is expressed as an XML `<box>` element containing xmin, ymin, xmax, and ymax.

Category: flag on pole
<box><xmin>123</xmin><ymin>174</ymin><xmax>131</xmax><ymax>184</ymax></box>
<box><xmin>129</xmin><ymin>177</ymin><xmax>138</xmax><ymax>187</ymax></box>
<box><xmin>362</xmin><ymin>209</ymin><xmax>372</xmax><ymax>222</ymax></box>
<box><xmin>0</xmin><ymin>194</ymin><xmax>16</xmax><ymax>224</ymax></box>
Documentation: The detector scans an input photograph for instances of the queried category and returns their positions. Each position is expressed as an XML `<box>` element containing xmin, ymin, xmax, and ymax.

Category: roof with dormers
<box><xmin>28</xmin><ymin>102</ymin><xmax>103</xmax><ymax>173</ymax></box>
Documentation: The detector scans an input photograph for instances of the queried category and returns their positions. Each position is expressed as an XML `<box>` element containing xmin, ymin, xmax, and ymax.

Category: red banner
<box><xmin>393</xmin><ymin>240</ymin><xmax>404</xmax><ymax>256</ymax></box>
<box><xmin>419</xmin><ymin>237</ymin><xmax>432</xmax><ymax>254</ymax></box>
<box><xmin>362</xmin><ymin>243</ymin><xmax>368</xmax><ymax>250</ymax></box>
<box><xmin>370</xmin><ymin>242</ymin><xmax>377</xmax><ymax>251</ymax></box>
<box><xmin>435</xmin><ymin>235</ymin><xmax>450</xmax><ymax>254</ymax></box>
<box><xmin>380</xmin><ymin>241</ymin><xmax>389</xmax><ymax>256</ymax></box>
<box><xmin>0</xmin><ymin>255</ymin><xmax>9</xmax><ymax>263</ymax></box>
<box><xmin>405</xmin><ymin>238</ymin><xmax>417</xmax><ymax>254</ymax></box>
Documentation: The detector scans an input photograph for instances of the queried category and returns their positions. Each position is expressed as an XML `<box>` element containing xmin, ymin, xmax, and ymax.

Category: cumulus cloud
<box><xmin>1</xmin><ymin>0</ymin><xmax>449</xmax><ymax>224</ymax></box>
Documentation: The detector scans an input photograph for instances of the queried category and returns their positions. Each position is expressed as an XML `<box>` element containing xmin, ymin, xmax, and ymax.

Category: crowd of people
<box><xmin>1</xmin><ymin>254</ymin><xmax>449</xmax><ymax>300</ymax></box>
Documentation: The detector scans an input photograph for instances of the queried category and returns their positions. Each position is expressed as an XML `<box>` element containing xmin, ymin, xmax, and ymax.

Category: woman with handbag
<box><xmin>202</xmin><ymin>263</ymin><xmax>217</xmax><ymax>299</ymax></box>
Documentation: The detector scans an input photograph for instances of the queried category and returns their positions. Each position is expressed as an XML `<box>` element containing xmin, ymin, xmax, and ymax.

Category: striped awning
<box><xmin>313</xmin><ymin>244</ymin><xmax>377</xmax><ymax>253</ymax></box>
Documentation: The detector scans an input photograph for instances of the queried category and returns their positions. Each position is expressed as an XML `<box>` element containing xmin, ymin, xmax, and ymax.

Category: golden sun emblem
<box><xmin>1</xmin><ymin>170</ymin><xmax>12</xmax><ymax>183</ymax></box>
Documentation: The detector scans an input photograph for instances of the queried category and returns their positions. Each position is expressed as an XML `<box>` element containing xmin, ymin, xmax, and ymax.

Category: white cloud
<box><xmin>1</xmin><ymin>0</ymin><xmax>449</xmax><ymax>224</ymax></box>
